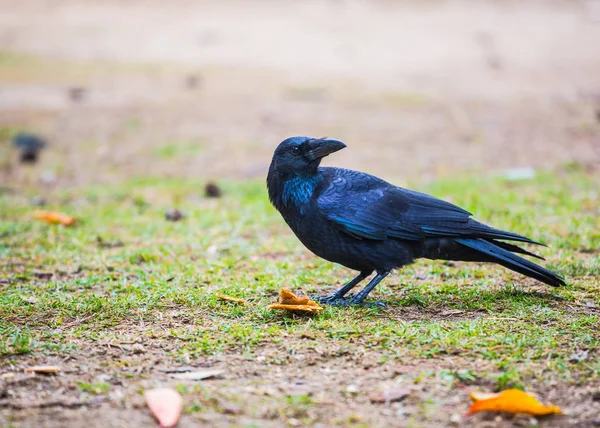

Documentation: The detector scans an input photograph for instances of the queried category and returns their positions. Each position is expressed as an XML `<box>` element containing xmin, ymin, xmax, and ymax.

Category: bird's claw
<box><xmin>316</xmin><ymin>294</ymin><xmax>386</xmax><ymax>308</ymax></box>
<box><xmin>316</xmin><ymin>294</ymin><xmax>351</xmax><ymax>306</ymax></box>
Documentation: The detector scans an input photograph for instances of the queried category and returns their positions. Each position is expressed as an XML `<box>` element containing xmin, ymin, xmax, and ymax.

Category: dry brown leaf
<box><xmin>33</xmin><ymin>211</ymin><xmax>76</xmax><ymax>226</ymax></box>
<box><xmin>24</xmin><ymin>365</ymin><xmax>61</xmax><ymax>374</ymax></box>
<box><xmin>468</xmin><ymin>388</ymin><xmax>562</xmax><ymax>416</ymax></box>
<box><xmin>268</xmin><ymin>289</ymin><xmax>323</xmax><ymax>314</ymax></box>
<box><xmin>20</xmin><ymin>295</ymin><xmax>38</xmax><ymax>304</ymax></box>
<box><xmin>170</xmin><ymin>369</ymin><xmax>224</xmax><ymax>381</ymax></box>
<box><xmin>216</xmin><ymin>293</ymin><xmax>246</xmax><ymax>304</ymax></box>
<box><xmin>144</xmin><ymin>388</ymin><xmax>183</xmax><ymax>428</ymax></box>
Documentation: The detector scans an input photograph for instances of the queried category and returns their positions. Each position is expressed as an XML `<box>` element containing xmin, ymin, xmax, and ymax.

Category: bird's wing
<box><xmin>317</xmin><ymin>169</ymin><xmax>537</xmax><ymax>244</ymax></box>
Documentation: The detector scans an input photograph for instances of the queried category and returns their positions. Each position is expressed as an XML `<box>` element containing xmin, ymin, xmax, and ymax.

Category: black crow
<box><xmin>266</xmin><ymin>136</ymin><xmax>565</xmax><ymax>306</ymax></box>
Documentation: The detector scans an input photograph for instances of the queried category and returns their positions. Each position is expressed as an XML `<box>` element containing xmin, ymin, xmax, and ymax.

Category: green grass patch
<box><xmin>0</xmin><ymin>169</ymin><xmax>598</xmax><ymax>387</ymax></box>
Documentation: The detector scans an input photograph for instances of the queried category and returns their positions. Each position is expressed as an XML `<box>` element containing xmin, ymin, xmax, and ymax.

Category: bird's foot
<box><xmin>316</xmin><ymin>294</ymin><xmax>351</xmax><ymax>306</ymax></box>
<box><xmin>316</xmin><ymin>294</ymin><xmax>385</xmax><ymax>308</ymax></box>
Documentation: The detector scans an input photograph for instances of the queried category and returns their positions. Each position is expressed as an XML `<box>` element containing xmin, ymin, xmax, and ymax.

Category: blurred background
<box><xmin>1</xmin><ymin>0</ymin><xmax>599</xmax><ymax>189</ymax></box>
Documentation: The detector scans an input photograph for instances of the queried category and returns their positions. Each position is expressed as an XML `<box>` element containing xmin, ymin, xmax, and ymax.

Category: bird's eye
<box><xmin>291</xmin><ymin>146</ymin><xmax>300</xmax><ymax>155</ymax></box>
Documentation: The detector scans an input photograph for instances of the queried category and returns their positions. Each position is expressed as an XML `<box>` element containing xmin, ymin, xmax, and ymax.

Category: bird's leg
<box><xmin>317</xmin><ymin>271</ymin><xmax>372</xmax><ymax>305</ymax></box>
<box><xmin>348</xmin><ymin>270</ymin><xmax>390</xmax><ymax>306</ymax></box>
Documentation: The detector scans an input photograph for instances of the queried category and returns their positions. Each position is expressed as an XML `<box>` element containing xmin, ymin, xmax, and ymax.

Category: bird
<box><xmin>13</xmin><ymin>133</ymin><xmax>47</xmax><ymax>164</ymax></box>
<box><xmin>266</xmin><ymin>136</ymin><xmax>565</xmax><ymax>306</ymax></box>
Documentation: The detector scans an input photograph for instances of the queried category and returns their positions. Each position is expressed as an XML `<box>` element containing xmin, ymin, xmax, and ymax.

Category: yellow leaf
<box><xmin>468</xmin><ymin>389</ymin><xmax>562</xmax><ymax>416</ymax></box>
<box><xmin>216</xmin><ymin>293</ymin><xmax>246</xmax><ymax>304</ymax></box>
<box><xmin>33</xmin><ymin>211</ymin><xmax>76</xmax><ymax>226</ymax></box>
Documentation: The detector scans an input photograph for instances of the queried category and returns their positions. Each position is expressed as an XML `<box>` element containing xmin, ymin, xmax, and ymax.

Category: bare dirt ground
<box><xmin>1</xmin><ymin>0</ymin><xmax>599</xmax><ymax>186</ymax></box>
<box><xmin>1</xmin><ymin>1</ymin><xmax>600</xmax><ymax>427</ymax></box>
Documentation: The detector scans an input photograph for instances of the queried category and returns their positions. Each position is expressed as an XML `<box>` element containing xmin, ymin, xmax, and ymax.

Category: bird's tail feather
<box><xmin>487</xmin><ymin>239</ymin><xmax>544</xmax><ymax>260</ymax></box>
<box><xmin>455</xmin><ymin>238</ymin><xmax>565</xmax><ymax>287</ymax></box>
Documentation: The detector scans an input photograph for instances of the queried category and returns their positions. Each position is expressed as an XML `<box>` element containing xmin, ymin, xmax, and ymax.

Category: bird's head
<box><xmin>269</xmin><ymin>136</ymin><xmax>346</xmax><ymax>178</ymax></box>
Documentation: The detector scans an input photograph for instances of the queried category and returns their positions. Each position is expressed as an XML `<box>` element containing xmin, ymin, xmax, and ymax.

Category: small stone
<box><xmin>205</xmin><ymin>182</ymin><xmax>222</xmax><ymax>198</ymax></box>
<box><xmin>40</xmin><ymin>170</ymin><xmax>57</xmax><ymax>185</ymax></box>
<box><xmin>31</xmin><ymin>196</ymin><xmax>47</xmax><ymax>206</ymax></box>
<box><xmin>345</xmin><ymin>384</ymin><xmax>359</xmax><ymax>394</ymax></box>
<box><xmin>165</xmin><ymin>209</ymin><xmax>184</xmax><ymax>222</ymax></box>
<box><xmin>185</xmin><ymin>74</ymin><xmax>202</xmax><ymax>89</ymax></box>
<box><xmin>131</xmin><ymin>344</ymin><xmax>146</xmax><ymax>354</ymax></box>
<box><xmin>369</xmin><ymin>388</ymin><xmax>410</xmax><ymax>404</ymax></box>
<box><xmin>68</xmin><ymin>87</ymin><xmax>86</xmax><ymax>102</ymax></box>
<box><xmin>222</xmin><ymin>403</ymin><xmax>242</xmax><ymax>415</ymax></box>
<box><xmin>95</xmin><ymin>374</ymin><xmax>114</xmax><ymax>383</ymax></box>
<box><xmin>450</xmin><ymin>413</ymin><xmax>462</xmax><ymax>424</ymax></box>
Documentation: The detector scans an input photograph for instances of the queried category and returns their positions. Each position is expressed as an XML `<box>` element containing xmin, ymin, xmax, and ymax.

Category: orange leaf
<box><xmin>144</xmin><ymin>388</ymin><xmax>183</xmax><ymax>428</ymax></box>
<box><xmin>34</xmin><ymin>211</ymin><xmax>76</xmax><ymax>226</ymax></box>
<box><xmin>268</xmin><ymin>303</ymin><xmax>322</xmax><ymax>313</ymax></box>
<box><xmin>279</xmin><ymin>288</ymin><xmax>309</xmax><ymax>305</ymax></box>
<box><xmin>216</xmin><ymin>294</ymin><xmax>246</xmax><ymax>304</ymax></box>
<box><xmin>269</xmin><ymin>289</ymin><xmax>323</xmax><ymax>314</ymax></box>
<box><xmin>468</xmin><ymin>389</ymin><xmax>562</xmax><ymax>416</ymax></box>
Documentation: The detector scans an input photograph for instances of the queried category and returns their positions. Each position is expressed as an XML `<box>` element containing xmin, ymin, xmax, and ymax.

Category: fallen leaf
<box><xmin>279</xmin><ymin>289</ymin><xmax>309</xmax><ymax>305</ymax></box>
<box><xmin>144</xmin><ymin>388</ymin><xmax>182</xmax><ymax>428</ymax></box>
<box><xmin>269</xmin><ymin>303</ymin><xmax>322</xmax><ymax>313</ymax></box>
<box><xmin>569</xmin><ymin>350</ymin><xmax>589</xmax><ymax>363</ymax></box>
<box><xmin>369</xmin><ymin>388</ymin><xmax>411</xmax><ymax>403</ymax></box>
<box><xmin>170</xmin><ymin>369</ymin><xmax>224</xmax><ymax>381</ymax></box>
<box><xmin>469</xmin><ymin>391</ymin><xmax>500</xmax><ymax>401</ymax></box>
<box><xmin>157</xmin><ymin>366</ymin><xmax>195</xmax><ymax>373</ymax></box>
<box><xmin>216</xmin><ymin>293</ymin><xmax>246</xmax><ymax>304</ymax></box>
<box><xmin>24</xmin><ymin>365</ymin><xmax>61</xmax><ymax>374</ymax></box>
<box><xmin>20</xmin><ymin>295</ymin><xmax>38</xmax><ymax>304</ymax></box>
<box><xmin>269</xmin><ymin>289</ymin><xmax>323</xmax><ymax>314</ymax></box>
<box><xmin>468</xmin><ymin>389</ymin><xmax>562</xmax><ymax>416</ymax></box>
<box><xmin>33</xmin><ymin>211</ymin><xmax>76</xmax><ymax>226</ymax></box>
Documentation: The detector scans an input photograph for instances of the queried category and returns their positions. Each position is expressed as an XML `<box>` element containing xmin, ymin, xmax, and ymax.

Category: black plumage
<box><xmin>266</xmin><ymin>136</ymin><xmax>565</xmax><ymax>306</ymax></box>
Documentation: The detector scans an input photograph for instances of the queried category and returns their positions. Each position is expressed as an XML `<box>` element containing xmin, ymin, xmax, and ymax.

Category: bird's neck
<box><xmin>267</xmin><ymin>169</ymin><xmax>323</xmax><ymax>214</ymax></box>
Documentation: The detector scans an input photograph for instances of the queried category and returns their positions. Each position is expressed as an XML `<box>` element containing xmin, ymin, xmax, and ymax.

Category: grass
<box><xmin>1</xmin><ymin>168</ymin><xmax>599</xmax><ymax>424</ymax></box>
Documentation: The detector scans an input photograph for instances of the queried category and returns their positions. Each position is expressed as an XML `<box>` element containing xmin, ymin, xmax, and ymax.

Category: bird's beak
<box><xmin>305</xmin><ymin>138</ymin><xmax>347</xmax><ymax>161</ymax></box>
